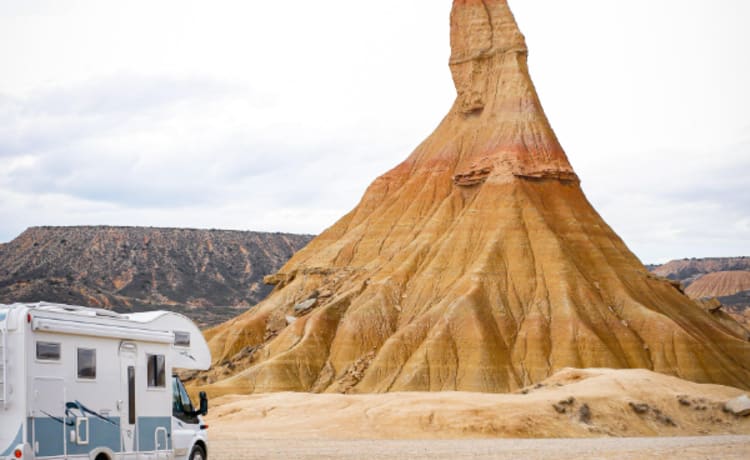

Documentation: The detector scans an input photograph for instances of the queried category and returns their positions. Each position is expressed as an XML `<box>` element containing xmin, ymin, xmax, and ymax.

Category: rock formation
<box><xmin>201</xmin><ymin>0</ymin><xmax>750</xmax><ymax>394</ymax></box>
<box><xmin>0</xmin><ymin>226</ymin><xmax>312</xmax><ymax>327</ymax></box>
<box><xmin>651</xmin><ymin>257</ymin><xmax>750</xmax><ymax>287</ymax></box>
<box><xmin>648</xmin><ymin>259</ymin><xmax>750</xmax><ymax>329</ymax></box>
<box><xmin>685</xmin><ymin>271</ymin><xmax>750</xmax><ymax>299</ymax></box>
<box><xmin>688</xmin><ymin>272</ymin><xmax>750</xmax><ymax>330</ymax></box>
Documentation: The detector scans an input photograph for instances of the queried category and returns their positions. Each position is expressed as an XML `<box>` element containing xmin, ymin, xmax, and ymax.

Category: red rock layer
<box><xmin>199</xmin><ymin>0</ymin><xmax>750</xmax><ymax>395</ymax></box>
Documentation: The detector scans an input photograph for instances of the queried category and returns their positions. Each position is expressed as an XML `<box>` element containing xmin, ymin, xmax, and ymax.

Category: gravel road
<box><xmin>209</xmin><ymin>435</ymin><xmax>750</xmax><ymax>459</ymax></box>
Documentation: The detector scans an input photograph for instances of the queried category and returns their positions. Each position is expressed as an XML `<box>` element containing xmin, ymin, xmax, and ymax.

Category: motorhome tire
<box><xmin>189</xmin><ymin>445</ymin><xmax>206</xmax><ymax>460</ymax></box>
<box><xmin>95</xmin><ymin>454</ymin><xmax>110</xmax><ymax>460</ymax></box>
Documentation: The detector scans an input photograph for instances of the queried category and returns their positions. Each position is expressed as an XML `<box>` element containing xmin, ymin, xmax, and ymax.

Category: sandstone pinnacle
<box><xmin>200</xmin><ymin>0</ymin><xmax>750</xmax><ymax>395</ymax></box>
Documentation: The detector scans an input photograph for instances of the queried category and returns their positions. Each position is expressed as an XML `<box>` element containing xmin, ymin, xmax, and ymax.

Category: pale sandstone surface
<box><xmin>732</xmin><ymin>309</ymin><xmax>750</xmax><ymax>330</ymax></box>
<box><xmin>199</xmin><ymin>0</ymin><xmax>750</xmax><ymax>395</ymax></box>
<box><xmin>685</xmin><ymin>271</ymin><xmax>750</xmax><ymax>299</ymax></box>
<box><xmin>206</xmin><ymin>369</ymin><xmax>750</xmax><ymax>441</ymax></box>
<box><xmin>210</xmin><ymin>437</ymin><xmax>750</xmax><ymax>460</ymax></box>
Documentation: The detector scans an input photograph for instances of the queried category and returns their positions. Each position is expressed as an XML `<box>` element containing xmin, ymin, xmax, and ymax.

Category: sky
<box><xmin>0</xmin><ymin>0</ymin><xmax>748</xmax><ymax>263</ymax></box>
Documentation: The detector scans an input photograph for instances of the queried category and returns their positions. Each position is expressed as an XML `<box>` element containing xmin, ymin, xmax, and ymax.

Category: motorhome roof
<box><xmin>4</xmin><ymin>302</ymin><xmax>175</xmax><ymax>323</ymax></box>
<box><xmin>7</xmin><ymin>301</ymin><xmax>123</xmax><ymax>318</ymax></box>
<box><xmin>0</xmin><ymin>302</ymin><xmax>212</xmax><ymax>370</ymax></box>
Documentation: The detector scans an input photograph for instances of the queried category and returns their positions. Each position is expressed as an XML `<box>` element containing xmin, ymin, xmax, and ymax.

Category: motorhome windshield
<box><xmin>172</xmin><ymin>376</ymin><xmax>199</xmax><ymax>424</ymax></box>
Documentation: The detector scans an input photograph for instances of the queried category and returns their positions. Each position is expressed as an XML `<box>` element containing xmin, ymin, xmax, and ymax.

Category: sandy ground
<box><xmin>209</xmin><ymin>436</ymin><xmax>750</xmax><ymax>459</ymax></box>
<box><xmin>204</xmin><ymin>368</ymin><xmax>750</xmax><ymax>458</ymax></box>
<box><xmin>206</xmin><ymin>368</ymin><xmax>750</xmax><ymax>440</ymax></box>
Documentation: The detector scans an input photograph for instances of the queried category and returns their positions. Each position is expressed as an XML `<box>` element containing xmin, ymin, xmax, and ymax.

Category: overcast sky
<box><xmin>0</xmin><ymin>0</ymin><xmax>748</xmax><ymax>263</ymax></box>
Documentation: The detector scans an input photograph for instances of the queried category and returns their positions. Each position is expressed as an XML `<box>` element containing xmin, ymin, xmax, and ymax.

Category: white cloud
<box><xmin>0</xmin><ymin>0</ymin><xmax>748</xmax><ymax>264</ymax></box>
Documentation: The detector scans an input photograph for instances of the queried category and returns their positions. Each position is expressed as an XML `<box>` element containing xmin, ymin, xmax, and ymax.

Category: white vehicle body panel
<box><xmin>0</xmin><ymin>302</ymin><xmax>211</xmax><ymax>460</ymax></box>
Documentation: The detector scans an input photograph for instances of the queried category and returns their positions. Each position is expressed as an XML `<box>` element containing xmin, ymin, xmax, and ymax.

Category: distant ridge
<box><xmin>651</xmin><ymin>257</ymin><xmax>750</xmax><ymax>286</ymax></box>
<box><xmin>0</xmin><ymin>226</ymin><xmax>313</xmax><ymax>327</ymax></box>
<box><xmin>649</xmin><ymin>257</ymin><xmax>750</xmax><ymax>328</ymax></box>
<box><xmin>685</xmin><ymin>271</ymin><xmax>750</xmax><ymax>299</ymax></box>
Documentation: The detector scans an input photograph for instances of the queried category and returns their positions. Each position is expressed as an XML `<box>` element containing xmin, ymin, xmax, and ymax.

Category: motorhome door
<box><xmin>119</xmin><ymin>342</ymin><xmax>138</xmax><ymax>456</ymax></box>
<box><xmin>32</xmin><ymin>377</ymin><xmax>66</xmax><ymax>458</ymax></box>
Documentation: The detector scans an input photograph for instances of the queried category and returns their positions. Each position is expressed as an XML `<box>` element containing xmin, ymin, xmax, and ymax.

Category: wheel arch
<box><xmin>89</xmin><ymin>447</ymin><xmax>116</xmax><ymax>460</ymax></box>
<box><xmin>193</xmin><ymin>439</ymin><xmax>208</xmax><ymax>459</ymax></box>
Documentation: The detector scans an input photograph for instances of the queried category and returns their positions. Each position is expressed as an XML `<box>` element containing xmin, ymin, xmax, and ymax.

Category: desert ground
<box><xmin>204</xmin><ymin>368</ymin><xmax>750</xmax><ymax>458</ymax></box>
<box><xmin>209</xmin><ymin>436</ymin><xmax>750</xmax><ymax>459</ymax></box>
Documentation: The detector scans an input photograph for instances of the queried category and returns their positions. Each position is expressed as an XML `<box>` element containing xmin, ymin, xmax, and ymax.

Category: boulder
<box><xmin>724</xmin><ymin>395</ymin><xmax>750</xmax><ymax>416</ymax></box>
<box><xmin>293</xmin><ymin>298</ymin><xmax>317</xmax><ymax>315</ymax></box>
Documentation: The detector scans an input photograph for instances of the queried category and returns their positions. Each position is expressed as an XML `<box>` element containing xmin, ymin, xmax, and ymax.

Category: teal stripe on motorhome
<box><xmin>137</xmin><ymin>416</ymin><xmax>172</xmax><ymax>451</ymax></box>
<box><xmin>0</xmin><ymin>425</ymin><xmax>22</xmax><ymax>456</ymax></box>
<box><xmin>27</xmin><ymin>417</ymin><xmax>120</xmax><ymax>457</ymax></box>
<box><xmin>26</xmin><ymin>416</ymin><xmax>170</xmax><ymax>456</ymax></box>
<box><xmin>28</xmin><ymin>418</ymin><xmax>65</xmax><ymax>457</ymax></box>
<box><xmin>64</xmin><ymin>417</ymin><xmax>121</xmax><ymax>456</ymax></box>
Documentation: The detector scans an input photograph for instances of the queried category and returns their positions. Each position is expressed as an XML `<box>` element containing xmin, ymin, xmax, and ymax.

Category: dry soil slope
<box><xmin>0</xmin><ymin>226</ymin><xmax>312</xmax><ymax>327</ymax></box>
<box><xmin>207</xmin><ymin>368</ymin><xmax>750</xmax><ymax>440</ymax></box>
<box><xmin>685</xmin><ymin>271</ymin><xmax>750</xmax><ymax>299</ymax></box>
<box><xmin>201</xmin><ymin>0</ymin><xmax>750</xmax><ymax>395</ymax></box>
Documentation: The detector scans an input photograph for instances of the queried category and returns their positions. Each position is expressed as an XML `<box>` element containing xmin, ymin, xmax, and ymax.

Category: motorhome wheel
<box><xmin>189</xmin><ymin>445</ymin><xmax>206</xmax><ymax>460</ymax></box>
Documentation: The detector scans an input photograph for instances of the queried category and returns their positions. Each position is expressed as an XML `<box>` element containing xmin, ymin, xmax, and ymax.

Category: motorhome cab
<box><xmin>0</xmin><ymin>302</ymin><xmax>211</xmax><ymax>460</ymax></box>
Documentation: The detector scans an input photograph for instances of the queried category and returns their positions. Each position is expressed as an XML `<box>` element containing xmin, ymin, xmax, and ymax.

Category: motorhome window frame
<box><xmin>174</xmin><ymin>330</ymin><xmax>191</xmax><ymax>347</ymax></box>
<box><xmin>76</xmin><ymin>347</ymin><xmax>97</xmax><ymax>381</ymax></box>
<box><xmin>146</xmin><ymin>353</ymin><xmax>166</xmax><ymax>389</ymax></box>
<box><xmin>35</xmin><ymin>340</ymin><xmax>62</xmax><ymax>362</ymax></box>
<box><xmin>127</xmin><ymin>365</ymin><xmax>136</xmax><ymax>425</ymax></box>
<box><xmin>172</xmin><ymin>376</ymin><xmax>199</xmax><ymax>424</ymax></box>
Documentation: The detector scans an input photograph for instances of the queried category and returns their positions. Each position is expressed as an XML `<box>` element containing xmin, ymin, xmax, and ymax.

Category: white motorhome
<box><xmin>0</xmin><ymin>302</ymin><xmax>211</xmax><ymax>460</ymax></box>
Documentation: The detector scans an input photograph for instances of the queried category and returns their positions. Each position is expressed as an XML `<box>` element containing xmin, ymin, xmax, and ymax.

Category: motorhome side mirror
<box><xmin>199</xmin><ymin>391</ymin><xmax>208</xmax><ymax>415</ymax></box>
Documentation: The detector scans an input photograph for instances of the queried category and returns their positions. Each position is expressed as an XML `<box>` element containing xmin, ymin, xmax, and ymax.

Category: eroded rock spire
<box><xmin>449</xmin><ymin>0</ymin><xmax>528</xmax><ymax>112</ymax></box>
<box><xmin>404</xmin><ymin>0</ymin><xmax>576</xmax><ymax>190</ymax></box>
<box><xmin>199</xmin><ymin>0</ymin><xmax>750</xmax><ymax>395</ymax></box>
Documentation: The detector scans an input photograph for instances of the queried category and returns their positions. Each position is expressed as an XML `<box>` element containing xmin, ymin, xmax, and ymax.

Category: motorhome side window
<box><xmin>36</xmin><ymin>341</ymin><xmax>61</xmax><ymax>361</ymax></box>
<box><xmin>77</xmin><ymin>348</ymin><xmax>96</xmax><ymax>379</ymax></box>
<box><xmin>147</xmin><ymin>354</ymin><xmax>166</xmax><ymax>387</ymax></box>
<box><xmin>174</xmin><ymin>331</ymin><xmax>190</xmax><ymax>347</ymax></box>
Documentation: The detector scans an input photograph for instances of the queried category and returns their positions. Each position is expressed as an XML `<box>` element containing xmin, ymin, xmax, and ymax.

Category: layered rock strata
<box><xmin>201</xmin><ymin>0</ymin><xmax>750</xmax><ymax>394</ymax></box>
<box><xmin>685</xmin><ymin>271</ymin><xmax>750</xmax><ymax>299</ymax></box>
<box><xmin>0</xmin><ymin>226</ymin><xmax>312</xmax><ymax>327</ymax></box>
<box><xmin>651</xmin><ymin>257</ymin><xmax>750</xmax><ymax>287</ymax></box>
